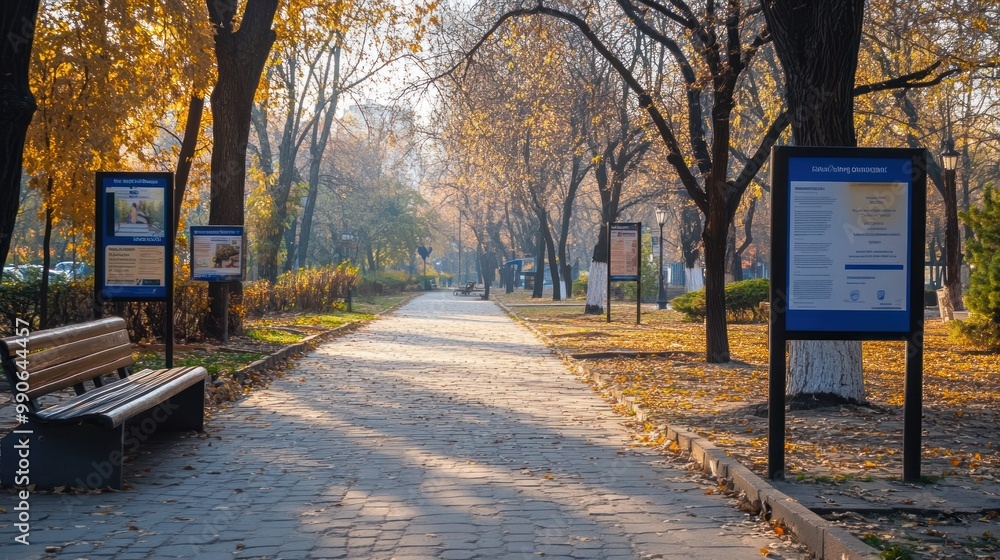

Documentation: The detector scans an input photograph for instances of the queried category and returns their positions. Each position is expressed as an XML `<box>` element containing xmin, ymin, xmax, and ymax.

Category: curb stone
<box><xmin>494</xmin><ymin>297</ymin><xmax>880</xmax><ymax>560</ymax></box>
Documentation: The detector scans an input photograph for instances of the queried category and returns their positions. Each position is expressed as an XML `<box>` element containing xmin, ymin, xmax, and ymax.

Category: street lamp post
<box><xmin>655</xmin><ymin>202</ymin><xmax>669</xmax><ymax>310</ymax></box>
<box><xmin>940</xmin><ymin>137</ymin><xmax>962</xmax><ymax>311</ymax></box>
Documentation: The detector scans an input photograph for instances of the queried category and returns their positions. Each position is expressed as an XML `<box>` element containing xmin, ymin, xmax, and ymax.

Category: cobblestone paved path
<box><xmin>2</xmin><ymin>292</ymin><xmax>802</xmax><ymax>559</ymax></box>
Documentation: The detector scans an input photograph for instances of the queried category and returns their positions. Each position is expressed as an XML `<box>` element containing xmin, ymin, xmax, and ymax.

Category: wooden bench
<box><xmin>0</xmin><ymin>317</ymin><xmax>207</xmax><ymax>489</ymax></box>
<box><xmin>453</xmin><ymin>281</ymin><xmax>484</xmax><ymax>296</ymax></box>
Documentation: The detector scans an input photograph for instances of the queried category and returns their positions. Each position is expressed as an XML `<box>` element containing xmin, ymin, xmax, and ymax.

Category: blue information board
<box><xmin>190</xmin><ymin>226</ymin><xmax>245</xmax><ymax>282</ymax></box>
<box><xmin>767</xmin><ymin>146</ymin><xmax>928</xmax><ymax>484</ymax></box>
<box><xmin>770</xmin><ymin>147</ymin><xmax>926</xmax><ymax>337</ymax></box>
<box><xmin>95</xmin><ymin>172</ymin><xmax>173</xmax><ymax>301</ymax></box>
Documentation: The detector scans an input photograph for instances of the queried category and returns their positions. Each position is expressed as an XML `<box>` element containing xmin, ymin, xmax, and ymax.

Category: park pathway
<box><xmin>2</xmin><ymin>291</ymin><xmax>803</xmax><ymax>559</ymax></box>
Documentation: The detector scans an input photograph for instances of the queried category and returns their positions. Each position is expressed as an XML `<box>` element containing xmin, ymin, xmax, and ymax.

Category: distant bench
<box><xmin>0</xmin><ymin>317</ymin><xmax>207</xmax><ymax>489</ymax></box>
<box><xmin>453</xmin><ymin>281</ymin><xmax>484</xmax><ymax>296</ymax></box>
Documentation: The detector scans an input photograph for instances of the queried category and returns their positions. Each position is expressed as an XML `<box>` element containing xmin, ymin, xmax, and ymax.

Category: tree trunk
<box><xmin>586</xmin><ymin>259</ymin><xmax>607</xmax><ymax>314</ymax></box>
<box><xmin>282</xmin><ymin>215</ymin><xmax>297</xmax><ymax>273</ymax></box>
<box><xmin>558</xmin><ymin>183</ymin><xmax>580</xmax><ymax>299</ymax></box>
<box><xmin>173</xmin><ymin>95</ymin><xmax>205</xmax><ymax>239</ymax></box>
<box><xmin>561</xmin><ymin>261</ymin><xmax>573</xmax><ymax>299</ymax></box>
<box><xmin>532</xmin><ymin>227</ymin><xmax>545</xmax><ymax>299</ymax></box>
<box><xmin>585</xmin><ymin>226</ymin><xmax>610</xmax><ymax>313</ymax></box>
<box><xmin>943</xmin><ymin>170</ymin><xmax>964</xmax><ymax>310</ymax></box>
<box><xmin>205</xmin><ymin>0</ymin><xmax>279</xmax><ymax>338</ymax></box>
<box><xmin>0</xmin><ymin>0</ymin><xmax>40</xmax><ymax>271</ymax></box>
<box><xmin>786</xmin><ymin>340</ymin><xmax>865</xmax><ymax>403</ymax></box>
<box><xmin>40</xmin><ymin>187</ymin><xmax>53</xmax><ymax>328</ymax></box>
<box><xmin>703</xmin><ymin>191</ymin><xmax>730</xmax><ymax>363</ymax></box>
<box><xmin>733</xmin><ymin>197</ymin><xmax>757</xmax><ymax>283</ymax></box>
<box><xmin>543</xmin><ymin>217</ymin><xmax>560</xmax><ymax>301</ymax></box>
<box><xmin>684</xmin><ymin>267</ymin><xmax>704</xmax><ymax>292</ymax></box>
<box><xmin>258</xmin><ymin>134</ymin><xmax>298</xmax><ymax>282</ymax></box>
<box><xmin>727</xmin><ymin>223</ymin><xmax>741</xmax><ymax>282</ymax></box>
<box><xmin>763</xmin><ymin>0</ymin><xmax>866</xmax><ymax>405</ymax></box>
<box><xmin>680</xmin><ymin>204</ymin><xmax>702</xmax><ymax>292</ymax></box>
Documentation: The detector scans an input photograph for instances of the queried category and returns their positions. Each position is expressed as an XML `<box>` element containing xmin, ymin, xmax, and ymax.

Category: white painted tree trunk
<box><xmin>684</xmin><ymin>267</ymin><xmax>704</xmax><ymax>292</ymax></box>
<box><xmin>586</xmin><ymin>260</ymin><xmax>607</xmax><ymax>311</ymax></box>
<box><xmin>787</xmin><ymin>340</ymin><xmax>865</xmax><ymax>402</ymax></box>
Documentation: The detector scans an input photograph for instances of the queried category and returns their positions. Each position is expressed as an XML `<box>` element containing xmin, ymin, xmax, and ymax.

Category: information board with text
<box><xmin>609</xmin><ymin>222</ymin><xmax>641</xmax><ymax>281</ymax></box>
<box><xmin>190</xmin><ymin>226</ymin><xmax>244</xmax><ymax>282</ymax></box>
<box><xmin>772</xmin><ymin>147</ymin><xmax>925</xmax><ymax>335</ymax></box>
<box><xmin>95</xmin><ymin>172</ymin><xmax>173</xmax><ymax>301</ymax></box>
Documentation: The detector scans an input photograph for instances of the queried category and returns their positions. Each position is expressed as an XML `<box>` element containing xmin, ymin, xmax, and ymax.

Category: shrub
<box><xmin>173</xmin><ymin>278</ymin><xmax>209</xmax><ymax>341</ymax></box>
<box><xmin>272</xmin><ymin>263</ymin><xmax>360</xmax><ymax>312</ymax></box>
<box><xmin>0</xmin><ymin>278</ymin><xmax>94</xmax><ymax>335</ymax></box>
<box><xmin>241</xmin><ymin>279</ymin><xmax>272</xmax><ymax>316</ymax></box>
<box><xmin>953</xmin><ymin>185</ymin><xmax>1000</xmax><ymax>349</ymax></box>
<box><xmin>949</xmin><ymin>314</ymin><xmax>1000</xmax><ymax>350</ymax></box>
<box><xmin>358</xmin><ymin>270</ymin><xmax>408</xmax><ymax>295</ymax></box>
<box><xmin>669</xmin><ymin>278</ymin><xmax>769</xmax><ymax>322</ymax></box>
<box><xmin>725</xmin><ymin>278</ymin><xmax>770</xmax><ymax>321</ymax></box>
<box><xmin>670</xmin><ymin>289</ymin><xmax>706</xmax><ymax>320</ymax></box>
<box><xmin>572</xmin><ymin>271</ymin><xmax>588</xmax><ymax>296</ymax></box>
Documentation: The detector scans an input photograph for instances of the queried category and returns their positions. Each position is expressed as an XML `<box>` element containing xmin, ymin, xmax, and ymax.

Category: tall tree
<box><xmin>762</xmin><ymin>0</ymin><xmax>866</xmax><ymax>403</ymax></box>
<box><xmin>0</xmin><ymin>1</ymin><xmax>40</xmax><ymax>276</ymax></box>
<box><xmin>205</xmin><ymin>0</ymin><xmax>279</xmax><ymax>338</ymax></box>
<box><xmin>466</xmin><ymin>2</ymin><xmax>779</xmax><ymax>361</ymax></box>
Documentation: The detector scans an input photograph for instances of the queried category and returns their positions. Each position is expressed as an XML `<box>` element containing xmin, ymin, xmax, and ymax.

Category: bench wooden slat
<box><xmin>26</xmin><ymin>343</ymin><xmax>134</xmax><ymax>399</ymax></box>
<box><xmin>1</xmin><ymin>317</ymin><xmax>126</xmax><ymax>358</ymax></box>
<box><xmin>25</xmin><ymin>330</ymin><xmax>131</xmax><ymax>372</ymax></box>
<box><xmin>33</xmin><ymin>366</ymin><xmax>208</xmax><ymax>428</ymax></box>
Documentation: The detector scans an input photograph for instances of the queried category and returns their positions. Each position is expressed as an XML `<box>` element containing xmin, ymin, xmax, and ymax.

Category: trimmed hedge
<box><xmin>670</xmin><ymin>278</ymin><xmax>769</xmax><ymax>322</ymax></box>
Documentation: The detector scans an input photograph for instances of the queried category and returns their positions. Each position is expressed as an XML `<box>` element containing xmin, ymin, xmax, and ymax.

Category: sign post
<box><xmin>95</xmin><ymin>171</ymin><xmax>174</xmax><ymax>366</ymax></box>
<box><xmin>190</xmin><ymin>226</ymin><xmax>245</xmax><ymax>343</ymax></box>
<box><xmin>769</xmin><ymin>146</ymin><xmax>926</xmax><ymax>482</ymax></box>
<box><xmin>607</xmin><ymin>222</ymin><xmax>642</xmax><ymax>324</ymax></box>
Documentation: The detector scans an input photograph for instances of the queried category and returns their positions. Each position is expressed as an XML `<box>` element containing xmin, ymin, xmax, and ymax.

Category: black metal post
<box><xmin>636</xmin><ymin>225</ymin><xmax>642</xmax><ymax>325</ymax></box>
<box><xmin>767</xmin><ymin>302</ymin><xmax>786</xmax><ymax>480</ymax></box>
<box><xmin>657</xmin><ymin>223</ymin><xmax>667</xmax><ymax>309</ymax></box>
<box><xmin>165</xmin><ymin>181</ymin><xmax>175</xmax><ymax>367</ymax></box>
<box><xmin>457</xmin><ymin>212</ymin><xmax>462</xmax><ymax>284</ymax></box>
<box><xmin>903</xmin><ymin>333</ymin><xmax>923</xmax><ymax>482</ymax></box>
<box><xmin>221</xmin><ymin>283</ymin><xmax>229</xmax><ymax>346</ymax></box>
<box><xmin>606</xmin><ymin>222</ymin><xmax>612</xmax><ymax>324</ymax></box>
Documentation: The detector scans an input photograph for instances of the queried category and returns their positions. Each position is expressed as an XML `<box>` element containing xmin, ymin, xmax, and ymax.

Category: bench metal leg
<box><xmin>1</xmin><ymin>421</ymin><xmax>124</xmax><ymax>490</ymax></box>
<box><xmin>126</xmin><ymin>378</ymin><xmax>206</xmax><ymax>434</ymax></box>
<box><xmin>159</xmin><ymin>379</ymin><xmax>206</xmax><ymax>432</ymax></box>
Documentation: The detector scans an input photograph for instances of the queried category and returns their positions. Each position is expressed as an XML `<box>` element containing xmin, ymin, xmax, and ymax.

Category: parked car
<box><xmin>2</xmin><ymin>265</ymin><xmax>24</xmax><ymax>282</ymax></box>
<box><xmin>2</xmin><ymin>264</ymin><xmax>66</xmax><ymax>283</ymax></box>
<box><xmin>53</xmin><ymin>261</ymin><xmax>93</xmax><ymax>280</ymax></box>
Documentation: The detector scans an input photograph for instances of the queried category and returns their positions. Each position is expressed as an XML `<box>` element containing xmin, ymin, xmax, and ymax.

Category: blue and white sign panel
<box><xmin>190</xmin><ymin>226</ymin><xmax>245</xmax><ymax>282</ymax></box>
<box><xmin>96</xmin><ymin>172</ymin><xmax>172</xmax><ymax>301</ymax></box>
<box><xmin>609</xmin><ymin>222</ymin><xmax>641</xmax><ymax>282</ymax></box>
<box><xmin>779</xmin><ymin>150</ymin><xmax>922</xmax><ymax>334</ymax></box>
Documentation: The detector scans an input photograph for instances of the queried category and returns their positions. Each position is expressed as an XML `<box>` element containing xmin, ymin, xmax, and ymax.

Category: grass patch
<box><xmin>292</xmin><ymin>312</ymin><xmax>373</xmax><ymax>328</ymax></box>
<box><xmin>134</xmin><ymin>350</ymin><xmax>264</xmax><ymax>379</ymax></box>
<box><xmin>246</xmin><ymin>327</ymin><xmax>306</xmax><ymax>345</ymax></box>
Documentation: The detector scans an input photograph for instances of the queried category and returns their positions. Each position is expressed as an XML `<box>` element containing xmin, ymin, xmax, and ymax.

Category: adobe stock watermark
<box><xmin>7</xmin><ymin>15</ymin><xmax>36</xmax><ymax>54</ymax></box>
<box><xmin>9</xmin><ymin>317</ymin><xmax>32</xmax><ymax>545</ymax></box>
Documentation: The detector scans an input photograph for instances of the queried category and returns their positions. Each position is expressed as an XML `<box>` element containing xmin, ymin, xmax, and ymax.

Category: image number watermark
<box><xmin>11</xmin><ymin>317</ymin><xmax>31</xmax><ymax>544</ymax></box>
